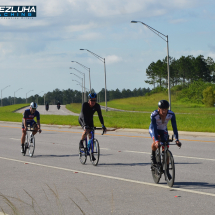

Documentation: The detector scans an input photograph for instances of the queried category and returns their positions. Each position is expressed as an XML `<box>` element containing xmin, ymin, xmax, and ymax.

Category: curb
<box><xmin>0</xmin><ymin>121</ymin><xmax>215</xmax><ymax>137</ymax></box>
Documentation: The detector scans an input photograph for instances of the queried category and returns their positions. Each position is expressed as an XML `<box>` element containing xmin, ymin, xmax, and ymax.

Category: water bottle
<box><xmin>87</xmin><ymin>140</ymin><xmax>91</xmax><ymax>151</ymax></box>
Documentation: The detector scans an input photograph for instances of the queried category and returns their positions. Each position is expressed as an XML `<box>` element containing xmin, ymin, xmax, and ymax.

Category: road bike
<box><xmin>22</xmin><ymin>126</ymin><xmax>36</xmax><ymax>157</ymax></box>
<box><xmin>151</xmin><ymin>135</ymin><xmax>180</xmax><ymax>187</ymax></box>
<box><xmin>57</xmin><ymin>104</ymin><xmax>60</xmax><ymax>110</ymax></box>
<box><xmin>79</xmin><ymin>127</ymin><xmax>104</xmax><ymax>166</ymax></box>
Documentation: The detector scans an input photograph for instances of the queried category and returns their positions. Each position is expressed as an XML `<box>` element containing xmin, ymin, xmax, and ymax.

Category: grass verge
<box><xmin>1</xmin><ymin>103</ymin><xmax>215</xmax><ymax>132</ymax></box>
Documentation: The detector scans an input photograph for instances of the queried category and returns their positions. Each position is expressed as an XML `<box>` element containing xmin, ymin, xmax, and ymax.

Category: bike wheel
<box><xmin>79</xmin><ymin>139</ymin><xmax>87</xmax><ymax>164</ymax></box>
<box><xmin>90</xmin><ymin>139</ymin><xmax>100</xmax><ymax>166</ymax></box>
<box><xmin>165</xmin><ymin>150</ymin><xmax>175</xmax><ymax>187</ymax></box>
<box><xmin>151</xmin><ymin>148</ymin><xmax>162</xmax><ymax>184</ymax></box>
<box><xmin>28</xmin><ymin>135</ymin><xmax>35</xmax><ymax>157</ymax></box>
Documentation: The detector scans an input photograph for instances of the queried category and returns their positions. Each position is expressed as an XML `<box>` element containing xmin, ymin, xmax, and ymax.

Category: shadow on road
<box><xmin>173</xmin><ymin>181</ymin><xmax>215</xmax><ymax>190</ymax></box>
<box><xmin>32</xmin><ymin>154</ymin><xmax>78</xmax><ymax>158</ymax></box>
<box><xmin>99</xmin><ymin>162</ymin><xmax>150</xmax><ymax>166</ymax></box>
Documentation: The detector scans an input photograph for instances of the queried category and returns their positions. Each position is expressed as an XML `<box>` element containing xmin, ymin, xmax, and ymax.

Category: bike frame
<box><xmin>84</xmin><ymin>129</ymin><xmax>95</xmax><ymax>154</ymax></box>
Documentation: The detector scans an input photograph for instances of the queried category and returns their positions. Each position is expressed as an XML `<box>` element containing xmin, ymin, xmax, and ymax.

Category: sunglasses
<box><xmin>90</xmin><ymin>99</ymin><xmax>96</xmax><ymax>102</ymax></box>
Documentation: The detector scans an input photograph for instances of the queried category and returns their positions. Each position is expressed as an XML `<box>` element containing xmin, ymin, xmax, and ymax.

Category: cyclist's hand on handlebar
<box><xmin>84</xmin><ymin>126</ymin><xmax>90</xmax><ymax>130</ymax></box>
<box><xmin>102</xmin><ymin>125</ymin><xmax>107</xmax><ymax>134</ymax></box>
<box><xmin>176</xmin><ymin>140</ymin><xmax>182</xmax><ymax>148</ymax></box>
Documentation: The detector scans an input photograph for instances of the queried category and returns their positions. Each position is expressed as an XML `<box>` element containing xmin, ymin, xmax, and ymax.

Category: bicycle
<box><xmin>151</xmin><ymin>135</ymin><xmax>180</xmax><ymax>187</ymax></box>
<box><xmin>79</xmin><ymin>127</ymin><xmax>104</xmax><ymax>166</ymax></box>
<box><xmin>22</xmin><ymin>125</ymin><xmax>36</xmax><ymax>157</ymax></box>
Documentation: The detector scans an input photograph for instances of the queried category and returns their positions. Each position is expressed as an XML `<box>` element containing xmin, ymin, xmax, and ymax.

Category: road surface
<box><xmin>0</xmin><ymin>122</ymin><xmax>215</xmax><ymax>214</ymax></box>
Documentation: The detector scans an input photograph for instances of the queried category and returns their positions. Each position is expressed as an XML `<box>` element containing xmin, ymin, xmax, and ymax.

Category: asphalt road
<box><xmin>16</xmin><ymin>105</ymin><xmax>79</xmax><ymax>116</ymax></box>
<box><xmin>0</xmin><ymin>122</ymin><xmax>215</xmax><ymax>214</ymax></box>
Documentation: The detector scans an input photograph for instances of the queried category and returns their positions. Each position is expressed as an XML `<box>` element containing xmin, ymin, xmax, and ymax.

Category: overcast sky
<box><xmin>0</xmin><ymin>0</ymin><xmax>215</xmax><ymax>99</ymax></box>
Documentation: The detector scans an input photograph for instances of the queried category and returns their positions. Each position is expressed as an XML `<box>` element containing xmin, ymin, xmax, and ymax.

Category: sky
<box><xmin>0</xmin><ymin>0</ymin><xmax>215</xmax><ymax>99</ymax></box>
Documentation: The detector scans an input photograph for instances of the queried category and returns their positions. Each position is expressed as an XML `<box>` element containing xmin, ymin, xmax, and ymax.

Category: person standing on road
<box><xmin>149</xmin><ymin>100</ymin><xmax>182</xmax><ymax>165</ymax></box>
<box><xmin>78</xmin><ymin>93</ymin><xmax>106</xmax><ymax>150</ymax></box>
<box><xmin>21</xmin><ymin>102</ymin><xmax>42</xmax><ymax>153</ymax></box>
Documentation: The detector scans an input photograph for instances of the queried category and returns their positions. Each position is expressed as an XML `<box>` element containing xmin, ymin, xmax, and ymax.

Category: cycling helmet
<box><xmin>30</xmin><ymin>102</ymin><xmax>38</xmax><ymax>109</ymax></box>
<box><xmin>88</xmin><ymin>93</ymin><xmax>97</xmax><ymax>99</ymax></box>
<box><xmin>158</xmin><ymin>100</ymin><xmax>169</xmax><ymax>109</ymax></box>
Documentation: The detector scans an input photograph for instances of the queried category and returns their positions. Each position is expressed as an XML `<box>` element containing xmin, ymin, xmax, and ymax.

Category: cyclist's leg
<box><xmin>31</xmin><ymin>121</ymin><xmax>38</xmax><ymax>136</ymax></box>
<box><xmin>21</xmin><ymin>120</ymin><xmax>27</xmax><ymax>152</ymax></box>
<box><xmin>149</xmin><ymin>129</ymin><xmax>161</xmax><ymax>164</ymax></box>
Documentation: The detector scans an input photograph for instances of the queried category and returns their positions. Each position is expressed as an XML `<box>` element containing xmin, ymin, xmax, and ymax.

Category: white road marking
<box><xmin>101</xmin><ymin>148</ymin><xmax>109</xmax><ymax>150</ymax></box>
<box><xmin>0</xmin><ymin>156</ymin><xmax>215</xmax><ymax>197</ymax></box>
<box><xmin>124</xmin><ymin>150</ymin><xmax>215</xmax><ymax>161</ymax></box>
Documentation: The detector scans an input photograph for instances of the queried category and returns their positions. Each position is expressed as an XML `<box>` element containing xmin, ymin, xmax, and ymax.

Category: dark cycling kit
<box><xmin>79</xmin><ymin>102</ymin><xmax>104</xmax><ymax>128</ymax></box>
<box><xmin>22</xmin><ymin>109</ymin><xmax>40</xmax><ymax>129</ymax></box>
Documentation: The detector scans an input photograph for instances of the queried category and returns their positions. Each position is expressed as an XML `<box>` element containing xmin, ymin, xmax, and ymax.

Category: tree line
<box><xmin>145</xmin><ymin>55</ymin><xmax>215</xmax><ymax>88</ymax></box>
<box><xmin>1</xmin><ymin>87</ymin><xmax>151</xmax><ymax>106</ymax></box>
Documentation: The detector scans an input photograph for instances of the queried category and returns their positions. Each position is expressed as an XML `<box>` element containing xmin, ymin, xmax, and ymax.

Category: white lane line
<box><xmin>124</xmin><ymin>150</ymin><xmax>215</xmax><ymax>161</ymax></box>
<box><xmin>101</xmin><ymin>148</ymin><xmax>109</xmax><ymax>150</ymax></box>
<box><xmin>10</xmin><ymin>138</ymin><xmax>20</xmax><ymax>141</ymax></box>
<box><xmin>0</xmin><ymin>156</ymin><xmax>215</xmax><ymax>197</ymax></box>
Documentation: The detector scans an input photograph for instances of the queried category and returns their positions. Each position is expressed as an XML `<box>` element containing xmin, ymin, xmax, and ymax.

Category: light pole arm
<box><xmin>80</xmin><ymin>49</ymin><xmax>104</xmax><ymax>63</ymax></box>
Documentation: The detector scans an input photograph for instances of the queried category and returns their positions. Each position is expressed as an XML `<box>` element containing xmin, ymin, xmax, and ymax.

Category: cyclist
<box><xmin>45</xmin><ymin>102</ymin><xmax>49</xmax><ymax>111</ymax></box>
<box><xmin>78</xmin><ymin>93</ymin><xmax>106</xmax><ymax>160</ymax></box>
<box><xmin>149</xmin><ymin>100</ymin><xmax>182</xmax><ymax>166</ymax></box>
<box><xmin>57</xmin><ymin>101</ymin><xmax>61</xmax><ymax>109</ymax></box>
<box><xmin>21</xmin><ymin>102</ymin><xmax>42</xmax><ymax>153</ymax></box>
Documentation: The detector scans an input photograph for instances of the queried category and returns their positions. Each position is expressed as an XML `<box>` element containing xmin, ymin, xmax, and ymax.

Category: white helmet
<box><xmin>30</xmin><ymin>102</ymin><xmax>38</xmax><ymax>109</ymax></box>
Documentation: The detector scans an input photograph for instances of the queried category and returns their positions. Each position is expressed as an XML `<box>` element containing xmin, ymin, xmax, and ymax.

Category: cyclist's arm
<box><xmin>36</xmin><ymin>112</ymin><xmax>41</xmax><ymax>130</ymax></box>
<box><xmin>23</xmin><ymin>111</ymin><xmax>28</xmax><ymax>130</ymax></box>
<box><xmin>97</xmin><ymin>105</ymin><xmax>104</xmax><ymax>126</ymax></box>
<box><xmin>171</xmin><ymin>113</ymin><xmax>179</xmax><ymax>141</ymax></box>
<box><xmin>151</xmin><ymin>115</ymin><xmax>159</xmax><ymax>142</ymax></box>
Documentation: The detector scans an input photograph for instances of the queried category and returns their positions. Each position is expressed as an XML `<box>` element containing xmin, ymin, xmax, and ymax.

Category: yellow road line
<box><xmin>1</xmin><ymin>125</ymin><xmax>215</xmax><ymax>143</ymax></box>
<box><xmin>0</xmin><ymin>156</ymin><xmax>215</xmax><ymax>197</ymax></box>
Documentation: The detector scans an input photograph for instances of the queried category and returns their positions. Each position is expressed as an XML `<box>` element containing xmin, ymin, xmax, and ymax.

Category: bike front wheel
<box><xmin>90</xmin><ymin>139</ymin><xmax>100</xmax><ymax>166</ymax></box>
<box><xmin>165</xmin><ymin>150</ymin><xmax>175</xmax><ymax>187</ymax></box>
<box><xmin>28</xmin><ymin>134</ymin><xmax>35</xmax><ymax>157</ymax></box>
<box><xmin>151</xmin><ymin>148</ymin><xmax>162</xmax><ymax>184</ymax></box>
<box><xmin>79</xmin><ymin>139</ymin><xmax>87</xmax><ymax>164</ymax></box>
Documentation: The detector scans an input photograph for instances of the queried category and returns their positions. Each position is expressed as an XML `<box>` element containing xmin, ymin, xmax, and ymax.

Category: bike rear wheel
<box><xmin>90</xmin><ymin>139</ymin><xmax>100</xmax><ymax>166</ymax></box>
<box><xmin>28</xmin><ymin>134</ymin><xmax>35</xmax><ymax>157</ymax></box>
<box><xmin>165</xmin><ymin>150</ymin><xmax>175</xmax><ymax>187</ymax></box>
<box><xmin>151</xmin><ymin>148</ymin><xmax>162</xmax><ymax>184</ymax></box>
<box><xmin>79</xmin><ymin>139</ymin><xmax>87</xmax><ymax>164</ymax></box>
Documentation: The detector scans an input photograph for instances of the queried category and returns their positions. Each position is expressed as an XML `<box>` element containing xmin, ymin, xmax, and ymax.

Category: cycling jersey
<box><xmin>149</xmin><ymin>110</ymin><xmax>179</xmax><ymax>142</ymax></box>
<box><xmin>23</xmin><ymin>109</ymin><xmax>40</xmax><ymax>122</ymax></box>
<box><xmin>79</xmin><ymin>102</ymin><xmax>104</xmax><ymax>128</ymax></box>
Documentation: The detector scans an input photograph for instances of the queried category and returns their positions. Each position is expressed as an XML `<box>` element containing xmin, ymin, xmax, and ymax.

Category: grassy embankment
<box><xmin>67</xmin><ymin>92</ymin><xmax>215</xmax><ymax>132</ymax></box>
<box><xmin>1</xmin><ymin>92</ymin><xmax>215</xmax><ymax>132</ymax></box>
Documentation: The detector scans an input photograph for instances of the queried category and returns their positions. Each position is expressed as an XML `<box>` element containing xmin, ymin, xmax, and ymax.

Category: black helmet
<box><xmin>158</xmin><ymin>100</ymin><xmax>169</xmax><ymax>109</ymax></box>
<box><xmin>88</xmin><ymin>93</ymin><xmax>97</xmax><ymax>99</ymax></box>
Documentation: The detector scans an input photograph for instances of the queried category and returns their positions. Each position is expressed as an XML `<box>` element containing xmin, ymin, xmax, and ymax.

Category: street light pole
<box><xmin>69</xmin><ymin>66</ymin><xmax>86</xmax><ymax>101</ymax></box>
<box><xmin>37</xmin><ymin>91</ymin><xmax>44</xmax><ymax>104</ymax></box>
<box><xmin>131</xmin><ymin>20</ymin><xmax>171</xmax><ymax>110</ymax></box>
<box><xmin>14</xmin><ymin>88</ymin><xmax>22</xmax><ymax>105</ymax></box>
<box><xmin>80</xmin><ymin>49</ymin><xmax>107</xmax><ymax>111</ymax></box>
<box><xmin>72</xmin><ymin>79</ymin><xmax>83</xmax><ymax>104</ymax></box>
<box><xmin>70</xmin><ymin>73</ymin><xmax>84</xmax><ymax>104</ymax></box>
<box><xmin>1</xmin><ymin>85</ymin><xmax>10</xmax><ymax>107</ymax></box>
<box><xmin>26</xmin><ymin>90</ymin><xmax>33</xmax><ymax>104</ymax></box>
<box><xmin>71</xmin><ymin>61</ymin><xmax>91</xmax><ymax>94</ymax></box>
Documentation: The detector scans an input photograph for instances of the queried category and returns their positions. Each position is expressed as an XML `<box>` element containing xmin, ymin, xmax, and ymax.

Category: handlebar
<box><xmin>85</xmin><ymin>127</ymin><xmax>106</xmax><ymax>135</ymax></box>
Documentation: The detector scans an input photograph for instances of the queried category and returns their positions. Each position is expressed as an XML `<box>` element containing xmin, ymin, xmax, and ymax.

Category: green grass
<box><xmin>1</xmin><ymin>100</ymin><xmax>215</xmax><ymax>132</ymax></box>
<box><xmin>99</xmin><ymin>92</ymin><xmax>215</xmax><ymax>114</ymax></box>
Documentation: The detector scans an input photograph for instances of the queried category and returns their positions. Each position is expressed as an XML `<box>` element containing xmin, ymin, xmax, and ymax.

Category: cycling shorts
<box><xmin>22</xmin><ymin>120</ymin><xmax>37</xmax><ymax>130</ymax></box>
<box><xmin>149</xmin><ymin>129</ymin><xmax>169</xmax><ymax>145</ymax></box>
